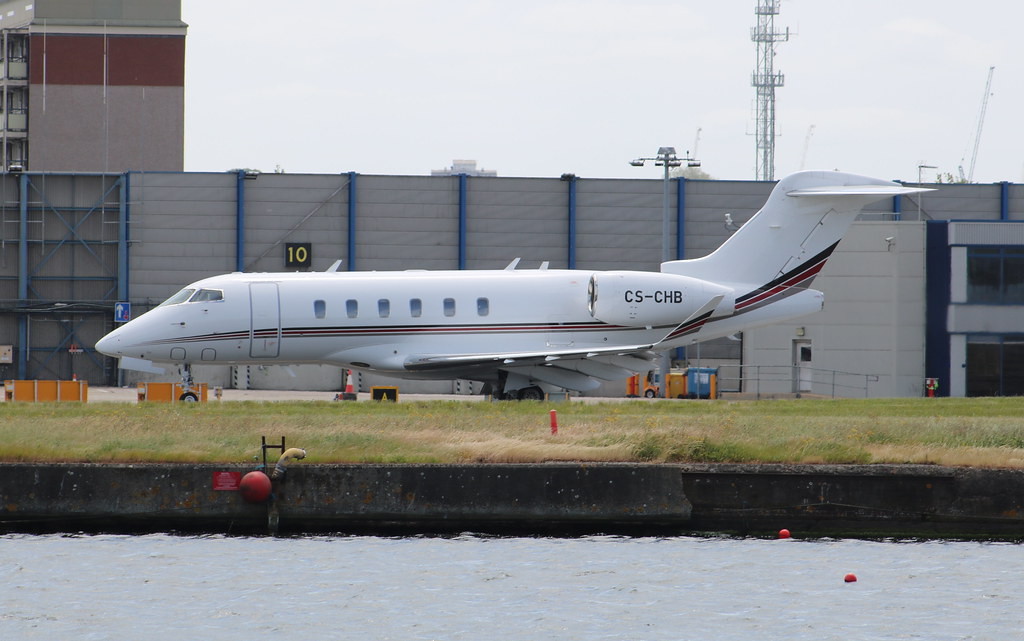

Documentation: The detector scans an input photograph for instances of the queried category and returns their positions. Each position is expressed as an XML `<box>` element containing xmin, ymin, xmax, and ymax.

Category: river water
<box><xmin>2</xmin><ymin>533</ymin><xmax>1021</xmax><ymax>640</ymax></box>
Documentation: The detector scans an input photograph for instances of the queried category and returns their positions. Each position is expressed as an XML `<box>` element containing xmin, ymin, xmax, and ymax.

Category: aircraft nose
<box><xmin>94</xmin><ymin>329</ymin><xmax>121</xmax><ymax>357</ymax></box>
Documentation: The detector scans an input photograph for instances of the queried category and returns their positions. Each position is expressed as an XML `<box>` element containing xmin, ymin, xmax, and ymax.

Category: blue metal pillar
<box><xmin>1000</xmin><ymin>181</ymin><xmax>1010</xmax><ymax>221</ymax></box>
<box><xmin>893</xmin><ymin>194</ymin><xmax>902</xmax><ymax>220</ymax></box>
<box><xmin>458</xmin><ymin>173</ymin><xmax>468</xmax><ymax>270</ymax></box>
<box><xmin>235</xmin><ymin>170</ymin><xmax>246</xmax><ymax>272</ymax></box>
<box><xmin>17</xmin><ymin>172</ymin><xmax>29</xmax><ymax>379</ymax></box>
<box><xmin>347</xmin><ymin>171</ymin><xmax>357</xmax><ymax>271</ymax></box>
<box><xmin>567</xmin><ymin>176</ymin><xmax>577</xmax><ymax>269</ymax></box>
<box><xmin>118</xmin><ymin>174</ymin><xmax>128</xmax><ymax>300</ymax></box>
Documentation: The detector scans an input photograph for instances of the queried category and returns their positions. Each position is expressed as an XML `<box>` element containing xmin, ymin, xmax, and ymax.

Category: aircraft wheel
<box><xmin>179</xmin><ymin>391</ymin><xmax>199</xmax><ymax>402</ymax></box>
<box><xmin>517</xmin><ymin>386</ymin><xmax>544</xmax><ymax>401</ymax></box>
<box><xmin>644</xmin><ymin>389</ymin><xmax>657</xmax><ymax>398</ymax></box>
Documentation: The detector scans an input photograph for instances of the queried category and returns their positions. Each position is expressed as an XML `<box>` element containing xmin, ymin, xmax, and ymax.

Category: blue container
<box><xmin>687</xmin><ymin>367</ymin><xmax>718</xmax><ymax>399</ymax></box>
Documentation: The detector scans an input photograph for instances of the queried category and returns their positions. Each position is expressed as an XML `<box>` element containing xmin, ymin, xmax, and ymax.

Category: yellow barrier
<box><xmin>136</xmin><ymin>382</ymin><xmax>208</xmax><ymax>403</ymax></box>
<box><xmin>4</xmin><ymin>380</ymin><xmax>89</xmax><ymax>402</ymax></box>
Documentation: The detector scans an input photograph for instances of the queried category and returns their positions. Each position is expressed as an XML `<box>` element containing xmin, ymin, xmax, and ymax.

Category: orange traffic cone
<box><xmin>341</xmin><ymin>369</ymin><xmax>357</xmax><ymax>401</ymax></box>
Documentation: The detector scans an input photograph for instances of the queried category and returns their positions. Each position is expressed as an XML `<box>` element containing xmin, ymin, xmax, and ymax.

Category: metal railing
<box><xmin>715</xmin><ymin>364</ymin><xmax>880</xmax><ymax>399</ymax></box>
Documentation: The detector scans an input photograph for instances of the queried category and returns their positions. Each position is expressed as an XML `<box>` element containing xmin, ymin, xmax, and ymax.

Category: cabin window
<box><xmin>378</xmin><ymin>299</ymin><xmax>390</xmax><ymax>318</ymax></box>
<box><xmin>346</xmin><ymin>299</ymin><xmax>358</xmax><ymax>318</ymax></box>
<box><xmin>477</xmin><ymin>297</ymin><xmax>489</xmax><ymax>316</ymax></box>
<box><xmin>410</xmin><ymin>298</ymin><xmax>422</xmax><ymax>317</ymax></box>
<box><xmin>314</xmin><ymin>299</ymin><xmax>326</xmax><ymax>319</ymax></box>
<box><xmin>191</xmin><ymin>289</ymin><xmax>224</xmax><ymax>302</ymax></box>
<box><xmin>443</xmin><ymin>298</ymin><xmax>456</xmax><ymax>317</ymax></box>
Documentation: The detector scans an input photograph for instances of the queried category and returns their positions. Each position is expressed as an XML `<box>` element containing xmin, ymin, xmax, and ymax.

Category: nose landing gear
<box><xmin>178</xmin><ymin>363</ymin><xmax>199</xmax><ymax>402</ymax></box>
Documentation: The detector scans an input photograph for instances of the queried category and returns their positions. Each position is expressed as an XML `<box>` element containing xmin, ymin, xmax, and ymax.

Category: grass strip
<box><xmin>2</xmin><ymin>397</ymin><xmax>1023</xmax><ymax>467</ymax></box>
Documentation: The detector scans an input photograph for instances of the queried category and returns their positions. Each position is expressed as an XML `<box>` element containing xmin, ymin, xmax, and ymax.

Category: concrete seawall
<box><xmin>1</xmin><ymin>463</ymin><xmax>1022</xmax><ymax>538</ymax></box>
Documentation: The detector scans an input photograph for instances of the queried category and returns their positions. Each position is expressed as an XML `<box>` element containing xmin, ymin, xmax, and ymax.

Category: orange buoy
<box><xmin>844</xmin><ymin>573</ymin><xmax>858</xmax><ymax>583</ymax></box>
<box><xmin>239</xmin><ymin>470</ymin><xmax>272</xmax><ymax>503</ymax></box>
<box><xmin>778</xmin><ymin>528</ymin><xmax>791</xmax><ymax>539</ymax></box>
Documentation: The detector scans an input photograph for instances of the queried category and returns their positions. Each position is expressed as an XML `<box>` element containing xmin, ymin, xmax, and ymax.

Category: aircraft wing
<box><xmin>404</xmin><ymin>310</ymin><xmax>719</xmax><ymax>391</ymax></box>
<box><xmin>403</xmin><ymin>342</ymin><xmax>660</xmax><ymax>372</ymax></box>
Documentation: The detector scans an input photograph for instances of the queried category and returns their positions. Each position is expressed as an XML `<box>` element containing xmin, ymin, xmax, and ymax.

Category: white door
<box><xmin>250</xmin><ymin>282</ymin><xmax>281</xmax><ymax>358</ymax></box>
<box><xmin>794</xmin><ymin>340</ymin><xmax>813</xmax><ymax>393</ymax></box>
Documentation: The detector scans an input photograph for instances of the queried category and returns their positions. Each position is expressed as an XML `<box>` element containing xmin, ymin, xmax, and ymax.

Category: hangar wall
<box><xmin>740</xmin><ymin>222</ymin><xmax>928</xmax><ymax>398</ymax></box>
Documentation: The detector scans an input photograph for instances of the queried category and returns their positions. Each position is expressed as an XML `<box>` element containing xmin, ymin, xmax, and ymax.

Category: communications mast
<box><xmin>751</xmin><ymin>1</ymin><xmax>789</xmax><ymax>181</ymax></box>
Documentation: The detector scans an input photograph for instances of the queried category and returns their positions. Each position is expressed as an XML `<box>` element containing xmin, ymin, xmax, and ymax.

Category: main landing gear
<box><xmin>481</xmin><ymin>381</ymin><xmax>546</xmax><ymax>401</ymax></box>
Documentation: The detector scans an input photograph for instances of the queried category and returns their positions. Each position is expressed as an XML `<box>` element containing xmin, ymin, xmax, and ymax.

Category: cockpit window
<box><xmin>158</xmin><ymin>288</ymin><xmax>196</xmax><ymax>307</ymax></box>
<box><xmin>156</xmin><ymin>287</ymin><xmax>224</xmax><ymax>308</ymax></box>
<box><xmin>191</xmin><ymin>289</ymin><xmax>224</xmax><ymax>302</ymax></box>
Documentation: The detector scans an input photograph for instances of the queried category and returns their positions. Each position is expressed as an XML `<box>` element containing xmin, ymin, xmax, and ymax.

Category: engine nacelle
<box><xmin>588</xmin><ymin>271</ymin><xmax>734</xmax><ymax>327</ymax></box>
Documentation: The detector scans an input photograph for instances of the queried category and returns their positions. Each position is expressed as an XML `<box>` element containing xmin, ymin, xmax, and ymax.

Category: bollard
<box><xmin>550</xmin><ymin>409</ymin><xmax>558</xmax><ymax>435</ymax></box>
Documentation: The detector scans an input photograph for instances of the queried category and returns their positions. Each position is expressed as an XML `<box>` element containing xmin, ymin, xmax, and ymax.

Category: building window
<box><xmin>346</xmin><ymin>299</ymin><xmax>358</xmax><ymax>318</ymax></box>
<box><xmin>410</xmin><ymin>298</ymin><xmax>422</xmax><ymax>318</ymax></box>
<box><xmin>314</xmin><ymin>299</ymin><xmax>326</xmax><ymax>319</ymax></box>
<box><xmin>378</xmin><ymin>299</ymin><xmax>390</xmax><ymax>318</ymax></box>
<box><xmin>477</xmin><ymin>297</ymin><xmax>489</xmax><ymax>316</ymax></box>
<box><xmin>443</xmin><ymin>298</ymin><xmax>456</xmax><ymax>317</ymax></box>
<box><xmin>966</xmin><ymin>334</ymin><xmax>1024</xmax><ymax>396</ymax></box>
<box><xmin>967</xmin><ymin>247</ymin><xmax>1024</xmax><ymax>304</ymax></box>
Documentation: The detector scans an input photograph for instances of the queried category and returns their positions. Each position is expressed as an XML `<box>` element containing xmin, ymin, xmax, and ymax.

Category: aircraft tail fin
<box><xmin>661</xmin><ymin>171</ymin><xmax>929</xmax><ymax>288</ymax></box>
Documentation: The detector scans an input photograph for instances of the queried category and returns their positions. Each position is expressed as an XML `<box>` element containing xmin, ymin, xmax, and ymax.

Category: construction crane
<box><xmin>799</xmin><ymin>124</ymin><xmax>815</xmax><ymax>170</ymax></box>
<box><xmin>960</xmin><ymin>66</ymin><xmax>995</xmax><ymax>183</ymax></box>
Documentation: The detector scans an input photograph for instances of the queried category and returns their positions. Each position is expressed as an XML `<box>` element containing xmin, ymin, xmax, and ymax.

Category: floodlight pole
<box><xmin>630</xmin><ymin>147</ymin><xmax>699</xmax><ymax>262</ymax></box>
<box><xmin>629</xmin><ymin>147</ymin><xmax>700</xmax><ymax>396</ymax></box>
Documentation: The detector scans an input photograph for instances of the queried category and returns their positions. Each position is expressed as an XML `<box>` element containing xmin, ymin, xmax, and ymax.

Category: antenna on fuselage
<box><xmin>504</xmin><ymin>258</ymin><xmax>522</xmax><ymax>270</ymax></box>
<box><xmin>326</xmin><ymin>260</ymin><xmax>344</xmax><ymax>272</ymax></box>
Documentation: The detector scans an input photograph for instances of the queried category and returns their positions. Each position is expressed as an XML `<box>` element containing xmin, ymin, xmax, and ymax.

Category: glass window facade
<box><xmin>966</xmin><ymin>334</ymin><xmax>1024</xmax><ymax>396</ymax></box>
<box><xmin>967</xmin><ymin>247</ymin><xmax>1024</xmax><ymax>304</ymax></box>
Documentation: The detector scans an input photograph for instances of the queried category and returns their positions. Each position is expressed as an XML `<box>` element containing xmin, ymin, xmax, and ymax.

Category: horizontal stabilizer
<box><xmin>787</xmin><ymin>184</ymin><xmax>933</xmax><ymax>197</ymax></box>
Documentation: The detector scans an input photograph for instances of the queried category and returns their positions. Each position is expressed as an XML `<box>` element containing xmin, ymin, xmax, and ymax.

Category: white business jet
<box><xmin>95</xmin><ymin>170</ymin><xmax>926</xmax><ymax>400</ymax></box>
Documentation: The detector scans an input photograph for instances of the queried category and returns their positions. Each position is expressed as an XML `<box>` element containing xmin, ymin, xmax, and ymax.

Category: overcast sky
<box><xmin>180</xmin><ymin>1</ymin><xmax>1022</xmax><ymax>184</ymax></box>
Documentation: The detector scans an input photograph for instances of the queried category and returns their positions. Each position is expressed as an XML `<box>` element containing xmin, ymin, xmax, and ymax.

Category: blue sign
<box><xmin>114</xmin><ymin>302</ymin><xmax>131</xmax><ymax>323</ymax></box>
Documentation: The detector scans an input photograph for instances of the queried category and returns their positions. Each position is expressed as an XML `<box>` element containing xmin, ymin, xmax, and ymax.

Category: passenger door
<box><xmin>250</xmin><ymin>282</ymin><xmax>281</xmax><ymax>358</ymax></box>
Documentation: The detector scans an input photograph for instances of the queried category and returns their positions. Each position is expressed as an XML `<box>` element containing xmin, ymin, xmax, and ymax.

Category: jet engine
<box><xmin>588</xmin><ymin>271</ymin><xmax>734</xmax><ymax>327</ymax></box>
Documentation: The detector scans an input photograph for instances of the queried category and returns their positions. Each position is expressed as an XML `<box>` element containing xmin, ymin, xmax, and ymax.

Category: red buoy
<box><xmin>778</xmin><ymin>528</ymin><xmax>791</xmax><ymax>539</ymax></box>
<box><xmin>239</xmin><ymin>470</ymin><xmax>272</xmax><ymax>503</ymax></box>
<box><xmin>844</xmin><ymin>573</ymin><xmax>858</xmax><ymax>583</ymax></box>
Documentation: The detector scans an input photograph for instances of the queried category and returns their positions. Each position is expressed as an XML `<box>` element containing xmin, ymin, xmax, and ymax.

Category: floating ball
<box><xmin>239</xmin><ymin>470</ymin><xmax>272</xmax><ymax>503</ymax></box>
<box><xmin>844</xmin><ymin>573</ymin><xmax>858</xmax><ymax>583</ymax></box>
<box><xmin>778</xmin><ymin>528</ymin><xmax>791</xmax><ymax>539</ymax></box>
